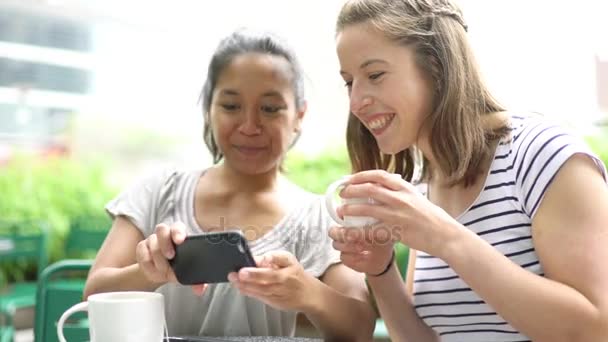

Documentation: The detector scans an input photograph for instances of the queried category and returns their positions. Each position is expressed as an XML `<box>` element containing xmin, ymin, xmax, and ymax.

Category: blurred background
<box><xmin>0</xmin><ymin>0</ymin><xmax>606</xmax><ymax>341</ymax></box>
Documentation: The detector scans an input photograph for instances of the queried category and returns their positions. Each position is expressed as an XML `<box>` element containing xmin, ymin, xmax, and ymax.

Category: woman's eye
<box><xmin>343</xmin><ymin>80</ymin><xmax>353</xmax><ymax>89</ymax></box>
<box><xmin>369</xmin><ymin>72</ymin><xmax>385</xmax><ymax>81</ymax></box>
<box><xmin>261</xmin><ymin>105</ymin><xmax>282</xmax><ymax>114</ymax></box>
<box><xmin>221</xmin><ymin>104</ymin><xmax>240</xmax><ymax>111</ymax></box>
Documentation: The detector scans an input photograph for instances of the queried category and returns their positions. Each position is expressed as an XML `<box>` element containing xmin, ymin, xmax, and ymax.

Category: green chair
<box><xmin>0</xmin><ymin>311</ymin><xmax>14</xmax><ymax>342</ymax></box>
<box><xmin>64</xmin><ymin>216</ymin><xmax>109</xmax><ymax>260</ymax></box>
<box><xmin>373</xmin><ymin>242</ymin><xmax>409</xmax><ymax>339</ymax></box>
<box><xmin>34</xmin><ymin>259</ymin><xmax>92</xmax><ymax>342</ymax></box>
<box><xmin>0</xmin><ymin>221</ymin><xmax>49</xmax><ymax>341</ymax></box>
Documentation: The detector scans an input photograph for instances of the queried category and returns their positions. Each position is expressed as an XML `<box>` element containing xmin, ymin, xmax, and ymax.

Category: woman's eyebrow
<box><xmin>360</xmin><ymin>59</ymin><xmax>388</xmax><ymax>69</ymax></box>
<box><xmin>340</xmin><ymin>58</ymin><xmax>389</xmax><ymax>75</ymax></box>
<box><xmin>261</xmin><ymin>91</ymin><xmax>284</xmax><ymax>99</ymax></box>
<box><xmin>219</xmin><ymin>89</ymin><xmax>239</xmax><ymax>96</ymax></box>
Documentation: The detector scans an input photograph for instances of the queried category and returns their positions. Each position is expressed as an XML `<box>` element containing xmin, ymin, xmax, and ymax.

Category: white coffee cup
<box><xmin>325</xmin><ymin>175</ymin><xmax>379</xmax><ymax>227</ymax></box>
<box><xmin>57</xmin><ymin>291</ymin><xmax>166</xmax><ymax>342</ymax></box>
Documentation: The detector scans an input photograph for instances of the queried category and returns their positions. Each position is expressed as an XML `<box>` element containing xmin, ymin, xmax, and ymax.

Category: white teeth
<box><xmin>368</xmin><ymin>115</ymin><xmax>393</xmax><ymax>130</ymax></box>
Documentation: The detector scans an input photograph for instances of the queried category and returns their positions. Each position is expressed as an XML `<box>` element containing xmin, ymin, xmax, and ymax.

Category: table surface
<box><xmin>168</xmin><ymin>337</ymin><xmax>322</xmax><ymax>342</ymax></box>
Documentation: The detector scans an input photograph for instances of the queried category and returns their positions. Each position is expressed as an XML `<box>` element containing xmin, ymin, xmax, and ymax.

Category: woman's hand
<box><xmin>336</xmin><ymin>170</ymin><xmax>459</xmax><ymax>259</ymax></box>
<box><xmin>329</xmin><ymin>226</ymin><xmax>395</xmax><ymax>276</ymax></box>
<box><xmin>135</xmin><ymin>222</ymin><xmax>207</xmax><ymax>295</ymax></box>
<box><xmin>228</xmin><ymin>250</ymin><xmax>315</xmax><ymax>312</ymax></box>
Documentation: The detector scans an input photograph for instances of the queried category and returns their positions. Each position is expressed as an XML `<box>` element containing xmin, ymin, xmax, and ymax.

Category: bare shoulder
<box><xmin>532</xmin><ymin>153</ymin><xmax>608</xmax><ymax>296</ymax></box>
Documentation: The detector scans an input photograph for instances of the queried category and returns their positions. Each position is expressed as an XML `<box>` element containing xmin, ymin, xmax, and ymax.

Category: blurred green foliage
<box><xmin>285</xmin><ymin>148</ymin><xmax>350</xmax><ymax>194</ymax></box>
<box><xmin>0</xmin><ymin>155</ymin><xmax>114</xmax><ymax>283</ymax></box>
<box><xmin>0</xmin><ymin>130</ymin><xmax>606</xmax><ymax>286</ymax></box>
<box><xmin>585</xmin><ymin>129</ymin><xmax>608</xmax><ymax>170</ymax></box>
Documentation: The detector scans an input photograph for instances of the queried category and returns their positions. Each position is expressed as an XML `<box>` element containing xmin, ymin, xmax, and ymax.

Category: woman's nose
<box><xmin>238</xmin><ymin>112</ymin><xmax>262</xmax><ymax>135</ymax></box>
<box><xmin>349</xmin><ymin>84</ymin><xmax>373</xmax><ymax>115</ymax></box>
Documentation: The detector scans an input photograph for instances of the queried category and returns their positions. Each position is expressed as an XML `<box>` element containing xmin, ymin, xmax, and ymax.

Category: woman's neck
<box><xmin>215</xmin><ymin>163</ymin><xmax>281</xmax><ymax>194</ymax></box>
<box><xmin>420</xmin><ymin>111</ymin><xmax>509</xmax><ymax>186</ymax></box>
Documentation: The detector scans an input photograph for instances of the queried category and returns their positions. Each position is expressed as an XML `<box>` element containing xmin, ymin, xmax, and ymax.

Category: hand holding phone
<box><xmin>136</xmin><ymin>222</ymin><xmax>188</xmax><ymax>286</ymax></box>
<box><xmin>169</xmin><ymin>230</ymin><xmax>256</xmax><ymax>284</ymax></box>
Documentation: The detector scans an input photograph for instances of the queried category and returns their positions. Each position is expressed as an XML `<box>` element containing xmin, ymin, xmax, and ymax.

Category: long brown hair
<box><xmin>337</xmin><ymin>0</ymin><xmax>509</xmax><ymax>186</ymax></box>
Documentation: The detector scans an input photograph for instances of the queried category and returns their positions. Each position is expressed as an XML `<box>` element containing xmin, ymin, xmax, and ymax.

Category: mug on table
<box><xmin>57</xmin><ymin>291</ymin><xmax>166</xmax><ymax>342</ymax></box>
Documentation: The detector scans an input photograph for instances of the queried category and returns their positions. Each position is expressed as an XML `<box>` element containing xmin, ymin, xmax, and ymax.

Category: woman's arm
<box><xmin>440</xmin><ymin>155</ymin><xmax>608</xmax><ymax>342</ymax></box>
<box><xmin>328</xmin><ymin>226</ymin><xmax>438</xmax><ymax>342</ymax></box>
<box><xmin>228</xmin><ymin>252</ymin><xmax>375</xmax><ymax>341</ymax></box>
<box><xmin>302</xmin><ymin>263</ymin><xmax>376</xmax><ymax>341</ymax></box>
<box><xmin>366</xmin><ymin>256</ymin><xmax>440</xmax><ymax>342</ymax></box>
<box><xmin>84</xmin><ymin>216</ymin><xmax>162</xmax><ymax>298</ymax></box>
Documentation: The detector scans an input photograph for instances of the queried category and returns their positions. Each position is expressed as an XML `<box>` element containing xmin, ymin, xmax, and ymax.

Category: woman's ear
<box><xmin>294</xmin><ymin>101</ymin><xmax>307</xmax><ymax>133</ymax></box>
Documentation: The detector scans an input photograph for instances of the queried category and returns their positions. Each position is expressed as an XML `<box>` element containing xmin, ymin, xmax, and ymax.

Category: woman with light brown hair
<box><xmin>328</xmin><ymin>0</ymin><xmax>608</xmax><ymax>341</ymax></box>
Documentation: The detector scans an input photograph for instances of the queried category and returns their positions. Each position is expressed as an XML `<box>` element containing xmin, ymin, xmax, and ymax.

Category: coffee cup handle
<box><xmin>325</xmin><ymin>176</ymin><xmax>351</xmax><ymax>226</ymax></box>
<box><xmin>57</xmin><ymin>301</ymin><xmax>88</xmax><ymax>342</ymax></box>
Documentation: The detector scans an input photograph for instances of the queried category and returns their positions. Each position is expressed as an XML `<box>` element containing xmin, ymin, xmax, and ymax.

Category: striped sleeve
<box><xmin>513</xmin><ymin>122</ymin><xmax>607</xmax><ymax>218</ymax></box>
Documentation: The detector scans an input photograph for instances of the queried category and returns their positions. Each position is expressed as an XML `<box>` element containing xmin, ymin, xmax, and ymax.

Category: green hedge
<box><xmin>0</xmin><ymin>132</ymin><xmax>605</xmax><ymax>286</ymax></box>
<box><xmin>285</xmin><ymin>148</ymin><xmax>350</xmax><ymax>194</ymax></box>
<box><xmin>0</xmin><ymin>155</ymin><xmax>115</xmax><ymax>284</ymax></box>
<box><xmin>585</xmin><ymin>129</ymin><xmax>608</xmax><ymax>171</ymax></box>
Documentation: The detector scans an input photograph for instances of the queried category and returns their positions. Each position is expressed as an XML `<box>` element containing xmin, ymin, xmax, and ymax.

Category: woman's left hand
<box><xmin>228</xmin><ymin>250</ymin><xmax>315</xmax><ymax>312</ymax></box>
<box><xmin>340</xmin><ymin>170</ymin><xmax>459</xmax><ymax>258</ymax></box>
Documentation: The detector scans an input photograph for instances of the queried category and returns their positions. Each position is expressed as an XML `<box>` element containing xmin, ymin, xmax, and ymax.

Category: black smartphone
<box><xmin>169</xmin><ymin>230</ymin><xmax>256</xmax><ymax>284</ymax></box>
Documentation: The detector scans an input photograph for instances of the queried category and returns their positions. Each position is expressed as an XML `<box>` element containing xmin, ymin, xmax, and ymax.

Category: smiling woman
<box><xmin>202</xmin><ymin>50</ymin><xmax>304</xmax><ymax>174</ymax></box>
<box><xmin>82</xmin><ymin>29</ymin><xmax>376</xmax><ymax>341</ymax></box>
<box><xmin>328</xmin><ymin>1</ymin><xmax>608</xmax><ymax>342</ymax></box>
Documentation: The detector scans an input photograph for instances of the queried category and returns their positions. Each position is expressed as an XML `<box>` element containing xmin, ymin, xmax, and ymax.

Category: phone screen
<box><xmin>169</xmin><ymin>230</ymin><xmax>256</xmax><ymax>284</ymax></box>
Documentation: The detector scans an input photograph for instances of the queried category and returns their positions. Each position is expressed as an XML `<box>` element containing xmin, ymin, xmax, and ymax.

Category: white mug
<box><xmin>57</xmin><ymin>291</ymin><xmax>166</xmax><ymax>342</ymax></box>
<box><xmin>325</xmin><ymin>175</ymin><xmax>379</xmax><ymax>227</ymax></box>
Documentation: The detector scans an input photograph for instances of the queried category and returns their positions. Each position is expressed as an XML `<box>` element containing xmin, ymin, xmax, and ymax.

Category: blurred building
<box><xmin>0</xmin><ymin>0</ymin><xmax>99</xmax><ymax>164</ymax></box>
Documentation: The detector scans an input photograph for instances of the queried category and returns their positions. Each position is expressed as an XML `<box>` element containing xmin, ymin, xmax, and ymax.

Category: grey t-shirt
<box><xmin>105</xmin><ymin>169</ymin><xmax>341</xmax><ymax>337</ymax></box>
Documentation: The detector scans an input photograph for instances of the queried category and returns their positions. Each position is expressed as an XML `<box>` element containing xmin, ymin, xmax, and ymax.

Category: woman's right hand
<box><xmin>328</xmin><ymin>226</ymin><xmax>395</xmax><ymax>276</ymax></box>
<box><xmin>135</xmin><ymin>222</ymin><xmax>207</xmax><ymax>295</ymax></box>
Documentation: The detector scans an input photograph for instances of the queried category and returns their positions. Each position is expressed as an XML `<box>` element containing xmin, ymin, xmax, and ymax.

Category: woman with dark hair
<box><xmin>84</xmin><ymin>29</ymin><xmax>375</xmax><ymax>340</ymax></box>
<box><xmin>329</xmin><ymin>1</ymin><xmax>608</xmax><ymax>341</ymax></box>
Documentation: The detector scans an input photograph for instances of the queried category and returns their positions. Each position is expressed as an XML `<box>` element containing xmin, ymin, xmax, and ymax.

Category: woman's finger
<box><xmin>155</xmin><ymin>224</ymin><xmax>175</xmax><ymax>259</ymax></box>
<box><xmin>341</xmin><ymin>203</ymin><xmax>405</xmax><ymax>230</ymax></box>
<box><xmin>147</xmin><ymin>234</ymin><xmax>171</xmax><ymax>276</ymax></box>
<box><xmin>332</xmin><ymin>240</ymin><xmax>363</xmax><ymax>253</ymax></box>
<box><xmin>170</xmin><ymin>222</ymin><xmax>187</xmax><ymax>244</ymax></box>
<box><xmin>348</xmin><ymin>170</ymin><xmax>409</xmax><ymax>191</ymax></box>
<box><xmin>266</xmin><ymin>251</ymin><xmax>295</xmax><ymax>268</ymax></box>
<box><xmin>191</xmin><ymin>284</ymin><xmax>207</xmax><ymax>296</ymax></box>
<box><xmin>329</xmin><ymin>226</ymin><xmax>347</xmax><ymax>242</ymax></box>
<box><xmin>136</xmin><ymin>241</ymin><xmax>159</xmax><ymax>279</ymax></box>
<box><xmin>237</xmin><ymin>267</ymin><xmax>282</xmax><ymax>285</ymax></box>
<box><xmin>235</xmin><ymin>282</ymin><xmax>276</xmax><ymax>299</ymax></box>
<box><xmin>329</xmin><ymin>226</ymin><xmax>368</xmax><ymax>244</ymax></box>
<box><xmin>340</xmin><ymin>181</ymin><xmax>414</xmax><ymax>208</ymax></box>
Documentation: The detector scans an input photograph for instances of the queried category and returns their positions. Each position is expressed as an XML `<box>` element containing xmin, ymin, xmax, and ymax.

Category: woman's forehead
<box><xmin>216</xmin><ymin>53</ymin><xmax>294</xmax><ymax>94</ymax></box>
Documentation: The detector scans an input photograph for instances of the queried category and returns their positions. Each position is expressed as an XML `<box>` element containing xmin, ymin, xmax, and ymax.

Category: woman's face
<box><xmin>336</xmin><ymin>22</ymin><xmax>435</xmax><ymax>154</ymax></box>
<box><xmin>209</xmin><ymin>53</ymin><xmax>304</xmax><ymax>175</ymax></box>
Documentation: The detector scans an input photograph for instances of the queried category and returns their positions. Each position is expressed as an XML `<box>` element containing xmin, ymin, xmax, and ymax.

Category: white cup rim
<box><xmin>88</xmin><ymin>291</ymin><xmax>163</xmax><ymax>303</ymax></box>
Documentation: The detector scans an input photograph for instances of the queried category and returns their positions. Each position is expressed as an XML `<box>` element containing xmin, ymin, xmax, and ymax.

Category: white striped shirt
<box><xmin>413</xmin><ymin>115</ymin><xmax>607</xmax><ymax>341</ymax></box>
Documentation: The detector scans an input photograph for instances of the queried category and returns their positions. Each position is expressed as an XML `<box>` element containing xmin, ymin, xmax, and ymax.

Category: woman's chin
<box><xmin>377</xmin><ymin>142</ymin><xmax>405</xmax><ymax>155</ymax></box>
